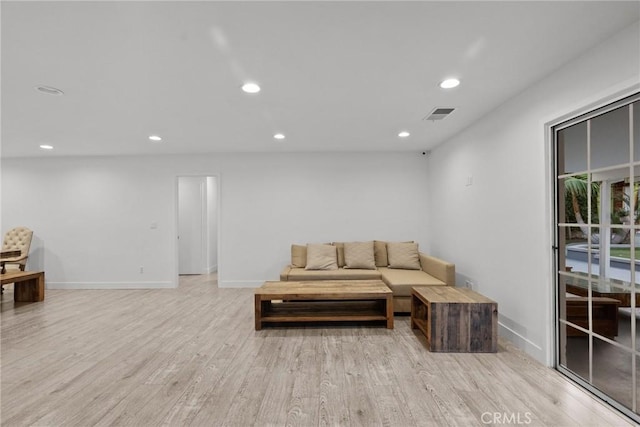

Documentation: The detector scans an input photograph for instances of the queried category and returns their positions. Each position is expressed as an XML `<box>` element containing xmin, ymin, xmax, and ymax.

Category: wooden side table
<box><xmin>411</xmin><ymin>286</ymin><xmax>497</xmax><ymax>352</ymax></box>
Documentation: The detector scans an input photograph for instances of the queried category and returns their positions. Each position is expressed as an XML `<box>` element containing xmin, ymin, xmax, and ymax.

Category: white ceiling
<box><xmin>2</xmin><ymin>1</ymin><xmax>639</xmax><ymax>158</ymax></box>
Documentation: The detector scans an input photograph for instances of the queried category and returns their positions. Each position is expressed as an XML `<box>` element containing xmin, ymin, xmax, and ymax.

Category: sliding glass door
<box><xmin>555</xmin><ymin>93</ymin><xmax>640</xmax><ymax>422</ymax></box>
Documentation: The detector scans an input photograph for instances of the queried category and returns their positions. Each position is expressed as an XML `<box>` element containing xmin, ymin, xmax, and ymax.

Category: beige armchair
<box><xmin>1</xmin><ymin>227</ymin><xmax>33</xmax><ymax>274</ymax></box>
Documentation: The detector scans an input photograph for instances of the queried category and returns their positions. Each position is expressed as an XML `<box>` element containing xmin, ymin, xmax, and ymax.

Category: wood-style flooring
<box><xmin>0</xmin><ymin>274</ymin><xmax>633</xmax><ymax>426</ymax></box>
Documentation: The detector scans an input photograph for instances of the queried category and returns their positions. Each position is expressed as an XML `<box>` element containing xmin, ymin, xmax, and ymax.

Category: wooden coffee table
<box><xmin>411</xmin><ymin>286</ymin><xmax>497</xmax><ymax>352</ymax></box>
<box><xmin>254</xmin><ymin>280</ymin><xmax>393</xmax><ymax>330</ymax></box>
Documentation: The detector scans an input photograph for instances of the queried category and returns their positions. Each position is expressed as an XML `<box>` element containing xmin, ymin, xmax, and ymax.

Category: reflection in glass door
<box><xmin>555</xmin><ymin>94</ymin><xmax>640</xmax><ymax>422</ymax></box>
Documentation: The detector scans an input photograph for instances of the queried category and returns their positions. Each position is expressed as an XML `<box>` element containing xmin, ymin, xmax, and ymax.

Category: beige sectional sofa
<box><xmin>279</xmin><ymin>240</ymin><xmax>455</xmax><ymax>313</ymax></box>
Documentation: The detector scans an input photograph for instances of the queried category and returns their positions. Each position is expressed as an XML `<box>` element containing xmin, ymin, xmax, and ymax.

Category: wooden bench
<box><xmin>1</xmin><ymin>271</ymin><xmax>45</xmax><ymax>302</ymax></box>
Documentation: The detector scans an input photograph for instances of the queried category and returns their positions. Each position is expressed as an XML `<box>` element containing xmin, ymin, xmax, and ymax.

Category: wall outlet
<box><xmin>139</xmin><ymin>266</ymin><xmax>144</xmax><ymax>274</ymax></box>
<box><xmin>465</xmin><ymin>279</ymin><xmax>474</xmax><ymax>289</ymax></box>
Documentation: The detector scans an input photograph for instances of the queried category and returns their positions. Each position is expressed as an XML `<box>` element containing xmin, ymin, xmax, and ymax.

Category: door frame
<box><xmin>174</xmin><ymin>173</ymin><xmax>221</xmax><ymax>284</ymax></box>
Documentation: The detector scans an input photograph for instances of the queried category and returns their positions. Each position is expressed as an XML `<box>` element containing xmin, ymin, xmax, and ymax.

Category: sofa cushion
<box><xmin>379</xmin><ymin>267</ymin><xmax>446</xmax><ymax>296</ymax></box>
<box><xmin>305</xmin><ymin>244</ymin><xmax>338</xmax><ymax>270</ymax></box>
<box><xmin>286</xmin><ymin>267</ymin><xmax>382</xmax><ymax>281</ymax></box>
<box><xmin>344</xmin><ymin>241</ymin><xmax>376</xmax><ymax>269</ymax></box>
<box><xmin>387</xmin><ymin>242</ymin><xmax>421</xmax><ymax>270</ymax></box>
<box><xmin>374</xmin><ymin>240</ymin><xmax>388</xmax><ymax>267</ymax></box>
<box><xmin>291</xmin><ymin>244</ymin><xmax>307</xmax><ymax>268</ymax></box>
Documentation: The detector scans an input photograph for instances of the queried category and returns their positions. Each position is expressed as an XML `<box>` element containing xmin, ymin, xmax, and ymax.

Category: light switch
<box><xmin>150</xmin><ymin>222</ymin><xmax>158</xmax><ymax>229</ymax></box>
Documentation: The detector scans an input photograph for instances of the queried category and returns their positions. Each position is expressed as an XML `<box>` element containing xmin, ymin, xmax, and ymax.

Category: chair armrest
<box><xmin>419</xmin><ymin>253</ymin><xmax>455</xmax><ymax>286</ymax></box>
<box><xmin>280</xmin><ymin>265</ymin><xmax>293</xmax><ymax>281</ymax></box>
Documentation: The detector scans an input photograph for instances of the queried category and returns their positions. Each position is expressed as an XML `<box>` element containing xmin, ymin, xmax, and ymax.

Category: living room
<box><xmin>2</xmin><ymin>1</ymin><xmax>639</xmax><ymax>425</ymax></box>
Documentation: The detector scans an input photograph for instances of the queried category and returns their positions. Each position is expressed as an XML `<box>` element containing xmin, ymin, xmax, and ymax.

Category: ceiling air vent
<box><xmin>423</xmin><ymin>107</ymin><xmax>455</xmax><ymax>121</ymax></box>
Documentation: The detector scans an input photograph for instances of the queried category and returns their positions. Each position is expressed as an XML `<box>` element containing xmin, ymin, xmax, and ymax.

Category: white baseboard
<box><xmin>218</xmin><ymin>280</ymin><xmax>264</xmax><ymax>288</ymax></box>
<box><xmin>46</xmin><ymin>281</ymin><xmax>175</xmax><ymax>290</ymax></box>
<box><xmin>498</xmin><ymin>321</ymin><xmax>545</xmax><ymax>365</ymax></box>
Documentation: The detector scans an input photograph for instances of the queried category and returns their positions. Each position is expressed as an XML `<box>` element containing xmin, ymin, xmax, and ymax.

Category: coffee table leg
<box><xmin>386</xmin><ymin>295</ymin><xmax>394</xmax><ymax>329</ymax></box>
<box><xmin>410</xmin><ymin>294</ymin><xmax>416</xmax><ymax>329</ymax></box>
<box><xmin>254</xmin><ymin>295</ymin><xmax>262</xmax><ymax>331</ymax></box>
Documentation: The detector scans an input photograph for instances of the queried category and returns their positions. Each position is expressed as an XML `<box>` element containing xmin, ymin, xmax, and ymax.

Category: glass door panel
<box><xmin>591</xmin><ymin>105</ymin><xmax>630</xmax><ymax>170</ymax></box>
<box><xmin>560</xmin><ymin>321</ymin><xmax>590</xmax><ymax>376</ymax></box>
<box><xmin>636</xmin><ymin>305</ymin><xmax>639</xmax><ymax>352</ymax></box>
<box><xmin>634</xmin><ymin>101</ymin><xmax>640</xmax><ymax>163</ymax></box>
<box><xmin>557</xmin><ymin>121</ymin><xmax>587</xmax><ymax>175</ymax></box>
<box><xmin>592</xmin><ymin>338</ymin><xmax>633</xmax><ymax>409</ymax></box>
<box><xmin>637</xmin><ymin>356</ymin><xmax>640</xmax><ymax>411</ymax></box>
<box><xmin>559</xmin><ymin>225</ymin><xmax>589</xmax><ymax>275</ymax></box>
<box><xmin>559</xmin><ymin>176</ymin><xmax>594</xmax><ymax>225</ymax></box>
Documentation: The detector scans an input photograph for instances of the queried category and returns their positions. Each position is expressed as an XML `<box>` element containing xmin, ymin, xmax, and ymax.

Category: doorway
<box><xmin>177</xmin><ymin>176</ymin><xmax>218</xmax><ymax>276</ymax></box>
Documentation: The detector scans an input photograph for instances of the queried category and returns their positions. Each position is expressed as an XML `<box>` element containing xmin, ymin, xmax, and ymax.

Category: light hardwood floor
<box><xmin>0</xmin><ymin>275</ymin><xmax>634</xmax><ymax>426</ymax></box>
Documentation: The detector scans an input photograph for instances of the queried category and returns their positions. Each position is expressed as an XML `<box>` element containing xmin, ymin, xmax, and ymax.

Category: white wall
<box><xmin>1</xmin><ymin>152</ymin><xmax>429</xmax><ymax>288</ymax></box>
<box><xmin>427</xmin><ymin>22</ymin><xmax>640</xmax><ymax>365</ymax></box>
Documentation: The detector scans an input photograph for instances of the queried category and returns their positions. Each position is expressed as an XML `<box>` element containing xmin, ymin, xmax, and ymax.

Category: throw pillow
<box><xmin>291</xmin><ymin>244</ymin><xmax>307</xmax><ymax>268</ymax></box>
<box><xmin>387</xmin><ymin>242</ymin><xmax>421</xmax><ymax>270</ymax></box>
<box><xmin>374</xmin><ymin>240</ymin><xmax>414</xmax><ymax>267</ymax></box>
<box><xmin>305</xmin><ymin>244</ymin><xmax>338</xmax><ymax>270</ymax></box>
<box><xmin>374</xmin><ymin>240</ymin><xmax>388</xmax><ymax>267</ymax></box>
<box><xmin>344</xmin><ymin>241</ymin><xmax>376</xmax><ymax>269</ymax></box>
<box><xmin>332</xmin><ymin>242</ymin><xmax>346</xmax><ymax>267</ymax></box>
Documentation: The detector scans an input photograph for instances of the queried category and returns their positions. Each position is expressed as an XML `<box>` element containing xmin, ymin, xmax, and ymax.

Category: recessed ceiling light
<box><xmin>148</xmin><ymin>135</ymin><xmax>162</xmax><ymax>142</ymax></box>
<box><xmin>398</xmin><ymin>131</ymin><xmax>410</xmax><ymax>138</ymax></box>
<box><xmin>439</xmin><ymin>78</ymin><xmax>460</xmax><ymax>89</ymax></box>
<box><xmin>273</xmin><ymin>133</ymin><xmax>286</xmax><ymax>140</ymax></box>
<box><xmin>34</xmin><ymin>85</ymin><xmax>64</xmax><ymax>96</ymax></box>
<box><xmin>39</xmin><ymin>144</ymin><xmax>54</xmax><ymax>150</ymax></box>
<box><xmin>241</xmin><ymin>82</ymin><xmax>261</xmax><ymax>94</ymax></box>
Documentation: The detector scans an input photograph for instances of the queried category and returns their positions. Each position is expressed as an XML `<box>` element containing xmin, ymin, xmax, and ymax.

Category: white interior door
<box><xmin>178</xmin><ymin>176</ymin><xmax>206</xmax><ymax>274</ymax></box>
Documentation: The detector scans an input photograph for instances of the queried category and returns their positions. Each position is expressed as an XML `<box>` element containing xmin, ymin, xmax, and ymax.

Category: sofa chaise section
<box><xmin>378</xmin><ymin>253</ymin><xmax>454</xmax><ymax>312</ymax></box>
